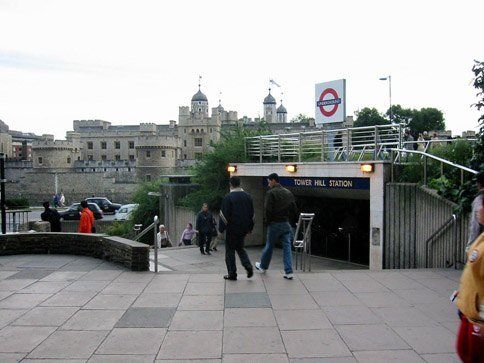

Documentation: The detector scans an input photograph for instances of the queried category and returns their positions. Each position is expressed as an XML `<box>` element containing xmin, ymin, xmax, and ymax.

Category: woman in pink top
<box><xmin>179</xmin><ymin>223</ymin><xmax>197</xmax><ymax>246</ymax></box>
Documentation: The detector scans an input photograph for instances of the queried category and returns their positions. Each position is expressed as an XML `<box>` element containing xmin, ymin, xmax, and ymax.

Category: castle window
<box><xmin>161</xmin><ymin>150</ymin><xmax>166</xmax><ymax>157</ymax></box>
<box><xmin>87</xmin><ymin>142</ymin><xmax>93</xmax><ymax>150</ymax></box>
<box><xmin>146</xmin><ymin>174</ymin><xmax>151</xmax><ymax>182</ymax></box>
<box><xmin>172</xmin><ymin>150</ymin><xmax>174</xmax><ymax>157</ymax></box>
<box><xmin>129</xmin><ymin>141</ymin><xmax>135</xmax><ymax>149</ymax></box>
<box><xmin>88</xmin><ymin>155</ymin><xmax>93</xmax><ymax>161</ymax></box>
<box><xmin>104</xmin><ymin>168</ymin><xmax>107</xmax><ymax>172</ymax></box>
<box><xmin>67</xmin><ymin>157</ymin><xmax>71</xmax><ymax>164</ymax></box>
<box><xmin>77</xmin><ymin>156</ymin><xmax>81</xmax><ymax>161</ymax></box>
<box><xmin>115</xmin><ymin>155</ymin><xmax>121</xmax><ymax>161</ymax></box>
<box><xmin>146</xmin><ymin>150</ymin><xmax>151</xmax><ymax>158</ymax></box>
<box><xmin>115</xmin><ymin>141</ymin><xmax>121</xmax><ymax>149</ymax></box>
<box><xmin>184</xmin><ymin>129</ymin><xmax>187</xmax><ymax>134</ymax></box>
<box><xmin>38</xmin><ymin>157</ymin><xmax>43</xmax><ymax>165</ymax></box>
<box><xmin>101</xmin><ymin>155</ymin><xmax>107</xmax><ymax>161</ymax></box>
<box><xmin>198</xmin><ymin>108</ymin><xmax>201</xmax><ymax>112</ymax></box>
<box><xmin>198</xmin><ymin>102</ymin><xmax>201</xmax><ymax>105</ymax></box>
<box><xmin>196</xmin><ymin>129</ymin><xmax>199</xmax><ymax>133</ymax></box>
<box><xmin>183</xmin><ymin>140</ymin><xmax>187</xmax><ymax>147</ymax></box>
<box><xmin>210</xmin><ymin>128</ymin><xmax>213</xmax><ymax>133</ymax></box>
<box><xmin>92</xmin><ymin>168</ymin><xmax>95</xmax><ymax>172</ymax></box>
<box><xmin>184</xmin><ymin>154</ymin><xmax>187</xmax><ymax>159</ymax></box>
<box><xmin>129</xmin><ymin>154</ymin><xmax>135</xmax><ymax>161</ymax></box>
<box><xmin>101</xmin><ymin>141</ymin><xmax>107</xmax><ymax>149</ymax></box>
<box><xmin>195</xmin><ymin>138</ymin><xmax>203</xmax><ymax>147</ymax></box>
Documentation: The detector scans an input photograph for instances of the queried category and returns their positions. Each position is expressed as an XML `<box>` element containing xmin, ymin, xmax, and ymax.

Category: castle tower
<box><xmin>276</xmin><ymin>101</ymin><xmax>287</xmax><ymax>123</ymax></box>
<box><xmin>263</xmin><ymin>89</ymin><xmax>277</xmax><ymax>123</ymax></box>
<box><xmin>191</xmin><ymin>83</ymin><xmax>209</xmax><ymax>119</ymax></box>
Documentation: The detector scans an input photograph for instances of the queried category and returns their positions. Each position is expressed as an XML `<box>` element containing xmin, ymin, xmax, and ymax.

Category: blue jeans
<box><xmin>260</xmin><ymin>222</ymin><xmax>293</xmax><ymax>274</ymax></box>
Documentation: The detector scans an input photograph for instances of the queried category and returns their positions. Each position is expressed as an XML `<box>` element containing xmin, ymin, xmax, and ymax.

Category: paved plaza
<box><xmin>0</xmin><ymin>248</ymin><xmax>461</xmax><ymax>362</ymax></box>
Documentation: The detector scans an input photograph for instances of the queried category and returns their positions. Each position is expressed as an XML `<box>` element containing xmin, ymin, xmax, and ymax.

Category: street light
<box><xmin>379</xmin><ymin>75</ymin><xmax>392</xmax><ymax>123</ymax></box>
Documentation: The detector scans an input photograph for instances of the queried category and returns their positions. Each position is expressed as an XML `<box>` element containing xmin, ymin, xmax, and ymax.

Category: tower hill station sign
<box><xmin>263</xmin><ymin>176</ymin><xmax>370</xmax><ymax>190</ymax></box>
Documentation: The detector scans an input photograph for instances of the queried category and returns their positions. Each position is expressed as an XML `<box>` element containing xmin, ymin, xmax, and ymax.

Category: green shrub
<box><xmin>5</xmin><ymin>197</ymin><xmax>29</xmax><ymax>208</ymax></box>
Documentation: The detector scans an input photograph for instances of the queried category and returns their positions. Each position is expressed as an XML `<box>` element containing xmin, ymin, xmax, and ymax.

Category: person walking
<box><xmin>78</xmin><ymin>200</ymin><xmax>94</xmax><ymax>233</ymax></box>
<box><xmin>468</xmin><ymin>171</ymin><xmax>484</xmax><ymax>247</ymax></box>
<box><xmin>40</xmin><ymin>201</ymin><xmax>62</xmax><ymax>232</ymax></box>
<box><xmin>179</xmin><ymin>223</ymin><xmax>196</xmax><ymax>246</ymax></box>
<box><xmin>456</xmin><ymin>195</ymin><xmax>484</xmax><ymax>362</ymax></box>
<box><xmin>59</xmin><ymin>193</ymin><xmax>66</xmax><ymax>207</ymax></box>
<box><xmin>157</xmin><ymin>224</ymin><xmax>172</xmax><ymax>248</ymax></box>
<box><xmin>196</xmin><ymin>203</ymin><xmax>215</xmax><ymax>255</ymax></box>
<box><xmin>219</xmin><ymin>176</ymin><xmax>254</xmax><ymax>281</ymax></box>
<box><xmin>255</xmin><ymin>173</ymin><xmax>298</xmax><ymax>279</ymax></box>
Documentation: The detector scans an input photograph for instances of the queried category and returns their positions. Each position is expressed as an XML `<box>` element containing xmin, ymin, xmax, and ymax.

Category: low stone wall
<box><xmin>0</xmin><ymin>232</ymin><xmax>150</xmax><ymax>271</ymax></box>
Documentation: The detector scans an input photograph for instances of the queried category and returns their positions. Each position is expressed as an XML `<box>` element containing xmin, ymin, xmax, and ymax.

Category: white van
<box><xmin>114</xmin><ymin>204</ymin><xmax>139</xmax><ymax>221</ymax></box>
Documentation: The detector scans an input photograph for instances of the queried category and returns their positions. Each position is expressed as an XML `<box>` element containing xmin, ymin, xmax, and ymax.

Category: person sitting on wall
<box><xmin>78</xmin><ymin>200</ymin><xmax>94</xmax><ymax>233</ymax></box>
<box><xmin>40</xmin><ymin>201</ymin><xmax>62</xmax><ymax>232</ymax></box>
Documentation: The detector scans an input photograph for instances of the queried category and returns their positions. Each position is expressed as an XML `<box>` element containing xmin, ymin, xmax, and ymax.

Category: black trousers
<box><xmin>225</xmin><ymin>233</ymin><xmax>252</xmax><ymax>278</ymax></box>
<box><xmin>199</xmin><ymin>233</ymin><xmax>212</xmax><ymax>252</ymax></box>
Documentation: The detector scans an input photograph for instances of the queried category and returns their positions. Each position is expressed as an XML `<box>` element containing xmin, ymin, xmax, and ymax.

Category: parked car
<box><xmin>60</xmin><ymin>203</ymin><xmax>104</xmax><ymax>220</ymax></box>
<box><xmin>85</xmin><ymin>197</ymin><xmax>121</xmax><ymax>215</ymax></box>
<box><xmin>114</xmin><ymin>204</ymin><xmax>139</xmax><ymax>221</ymax></box>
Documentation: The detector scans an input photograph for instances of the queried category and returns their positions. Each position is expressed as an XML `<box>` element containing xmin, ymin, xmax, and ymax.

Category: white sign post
<box><xmin>315</xmin><ymin>79</ymin><xmax>346</xmax><ymax>126</ymax></box>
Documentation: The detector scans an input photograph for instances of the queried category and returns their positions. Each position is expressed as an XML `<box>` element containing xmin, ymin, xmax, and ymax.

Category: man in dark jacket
<box><xmin>219</xmin><ymin>176</ymin><xmax>254</xmax><ymax>280</ymax></box>
<box><xmin>255</xmin><ymin>173</ymin><xmax>298</xmax><ymax>279</ymax></box>
<box><xmin>40</xmin><ymin>201</ymin><xmax>62</xmax><ymax>232</ymax></box>
<box><xmin>196</xmin><ymin>203</ymin><xmax>215</xmax><ymax>255</ymax></box>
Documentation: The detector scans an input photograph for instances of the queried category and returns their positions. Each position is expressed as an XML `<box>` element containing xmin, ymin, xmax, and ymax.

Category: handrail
<box><xmin>390</xmin><ymin>148</ymin><xmax>478</xmax><ymax>175</ymax></box>
<box><xmin>425</xmin><ymin>214</ymin><xmax>457</xmax><ymax>268</ymax></box>
<box><xmin>134</xmin><ymin>221</ymin><xmax>155</xmax><ymax>241</ymax></box>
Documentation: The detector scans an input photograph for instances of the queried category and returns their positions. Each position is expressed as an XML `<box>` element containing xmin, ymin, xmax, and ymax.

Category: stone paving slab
<box><xmin>0</xmin><ymin>253</ymin><xmax>466</xmax><ymax>362</ymax></box>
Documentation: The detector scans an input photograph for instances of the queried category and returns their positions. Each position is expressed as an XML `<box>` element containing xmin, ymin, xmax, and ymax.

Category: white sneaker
<box><xmin>255</xmin><ymin>262</ymin><xmax>266</xmax><ymax>273</ymax></box>
<box><xmin>283</xmin><ymin>273</ymin><xmax>294</xmax><ymax>280</ymax></box>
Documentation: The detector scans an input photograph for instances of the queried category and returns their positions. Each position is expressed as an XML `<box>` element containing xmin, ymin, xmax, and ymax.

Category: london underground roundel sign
<box><xmin>315</xmin><ymin>79</ymin><xmax>346</xmax><ymax>125</ymax></box>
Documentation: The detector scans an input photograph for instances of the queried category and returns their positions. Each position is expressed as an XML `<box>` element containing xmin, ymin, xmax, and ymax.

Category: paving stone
<box><xmin>393</xmin><ymin>289</ymin><xmax>446</xmax><ymax>304</ymax></box>
<box><xmin>415</xmin><ymin>302</ymin><xmax>460</xmax><ymax>323</ymax></box>
<box><xmin>299</xmin><ymin>276</ymin><xmax>348</xmax><ymax>292</ymax></box>
<box><xmin>335</xmin><ymin>324</ymin><xmax>410</xmax><ymax>351</ymax></box>
<box><xmin>177</xmin><ymin>294</ymin><xmax>223</xmax><ymax>310</ymax></box>
<box><xmin>223</xmin><ymin>354</ymin><xmax>289</xmax><ymax>363</ymax></box>
<box><xmin>102</xmin><ymin>282</ymin><xmax>148</xmax><ymax>295</ymax></box>
<box><xmin>289</xmin><ymin>358</ymin><xmax>356</xmax><ymax>363</ymax></box>
<box><xmin>0</xmin><ymin>353</ymin><xmax>26</xmax><ymax>363</ymax></box>
<box><xmin>40</xmin><ymin>271</ymin><xmax>86</xmax><ymax>282</ymax></box>
<box><xmin>0</xmin><ymin>326</ymin><xmax>56</xmax><ymax>353</ymax></box>
<box><xmin>21</xmin><ymin>281</ymin><xmax>70</xmax><ymax>294</ymax></box>
<box><xmin>420</xmin><ymin>353</ymin><xmax>460</xmax><ymax>362</ymax></box>
<box><xmin>62</xmin><ymin>309</ymin><xmax>125</xmax><ymax>330</ymax></box>
<box><xmin>154</xmin><ymin>360</ymin><xmax>221</xmax><ymax>363</ymax></box>
<box><xmin>225</xmin><ymin>279</ymin><xmax>266</xmax><ymax>293</ymax></box>
<box><xmin>145</xmin><ymin>280</ymin><xmax>187</xmax><ymax>293</ymax></box>
<box><xmin>0</xmin><ymin>291</ymin><xmax>12</xmax><ymax>301</ymax></box>
<box><xmin>21</xmin><ymin>359</ymin><xmax>85</xmax><ymax>363</ymax></box>
<box><xmin>263</xmin><ymin>278</ymin><xmax>308</xmax><ymax>294</ymax></box>
<box><xmin>189</xmin><ymin>274</ymin><xmax>224</xmax><ymax>283</ymax></box>
<box><xmin>354</xmin><ymin>291</ymin><xmax>411</xmax><ymax>307</ymax></box>
<box><xmin>323</xmin><ymin>306</ymin><xmax>380</xmax><ymax>325</ymax></box>
<box><xmin>282</xmin><ymin>330</ymin><xmax>351</xmax><ymax>358</ymax></box>
<box><xmin>353</xmin><ymin>350</ymin><xmax>425</xmax><ymax>363</ymax></box>
<box><xmin>40</xmin><ymin>291</ymin><xmax>97</xmax><ymax>307</ymax></box>
<box><xmin>185</xmin><ymin>282</ymin><xmax>224</xmax><ymax>295</ymax></box>
<box><xmin>224</xmin><ymin>308</ymin><xmax>276</xmax><ymax>327</ymax></box>
<box><xmin>63</xmin><ymin>281</ymin><xmax>110</xmax><ymax>292</ymax></box>
<box><xmin>115</xmin><ymin>307</ymin><xmax>175</xmax><ymax>328</ymax></box>
<box><xmin>79</xmin><ymin>270</ymin><xmax>123</xmax><ymax>281</ymax></box>
<box><xmin>275</xmin><ymin>309</ymin><xmax>332</xmax><ymax>330</ymax></box>
<box><xmin>225</xmin><ymin>292</ymin><xmax>271</xmax><ymax>308</ymax></box>
<box><xmin>6</xmin><ymin>269</ymin><xmax>53</xmax><ymax>280</ymax></box>
<box><xmin>28</xmin><ymin>330</ymin><xmax>108</xmax><ymax>359</ymax></box>
<box><xmin>269</xmin><ymin>294</ymin><xmax>318</xmax><ymax>310</ymax></box>
<box><xmin>89</xmin><ymin>354</ymin><xmax>156</xmax><ymax>362</ymax></box>
<box><xmin>0</xmin><ymin>279</ymin><xmax>36</xmax><ymax>291</ymax></box>
<box><xmin>0</xmin><ymin>293</ymin><xmax>52</xmax><ymax>309</ymax></box>
<box><xmin>12</xmin><ymin>306</ymin><xmax>78</xmax><ymax>326</ymax></box>
<box><xmin>157</xmin><ymin>330</ymin><xmax>222</xmax><ymax>359</ymax></box>
<box><xmin>0</xmin><ymin>271</ymin><xmax>19</xmax><ymax>280</ymax></box>
<box><xmin>339</xmin><ymin>279</ymin><xmax>389</xmax><ymax>293</ymax></box>
<box><xmin>370</xmin><ymin>306</ymin><xmax>437</xmax><ymax>327</ymax></box>
<box><xmin>133</xmin><ymin>293</ymin><xmax>182</xmax><ymax>308</ymax></box>
<box><xmin>392</xmin><ymin>326</ymin><xmax>455</xmax><ymax>354</ymax></box>
<box><xmin>113</xmin><ymin>271</ymin><xmax>154</xmax><ymax>283</ymax></box>
<box><xmin>97</xmin><ymin>328</ymin><xmax>166</xmax><ymax>355</ymax></box>
<box><xmin>83</xmin><ymin>294</ymin><xmax>137</xmax><ymax>309</ymax></box>
<box><xmin>223</xmin><ymin>327</ymin><xmax>285</xmax><ymax>354</ymax></box>
<box><xmin>0</xmin><ymin>309</ymin><xmax>28</xmax><ymax>329</ymax></box>
<box><xmin>311</xmin><ymin>291</ymin><xmax>362</xmax><ymax>307</ymax></box>
<box><xmin>368</xmin><ymin>272</ymin><xmax>425</xmax><ymax>290</ymax></box>
<box><xmin>170</xmin><ymin>310</ymin><xmax>223</xmax><ymax>330</ymax></box>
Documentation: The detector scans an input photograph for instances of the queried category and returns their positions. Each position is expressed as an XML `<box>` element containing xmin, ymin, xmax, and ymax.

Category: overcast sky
<box><xmin>0</xmin><ymin>0</ymin><xmax>482</xmax><ymax>139</ymax></box>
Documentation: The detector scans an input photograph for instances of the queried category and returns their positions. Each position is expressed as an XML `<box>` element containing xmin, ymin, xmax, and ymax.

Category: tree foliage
<box><xmin>384</xmin><ymin>105</ymin><xmax>445</xmax><ymax>135</ymax></box>
<box><xmin>179</xmin><ymin>126</ymin><xmax>270</xmax><ymax>212</ymax></box>
<box><xmin>354</xmin><ymin>107</ymin><xmax>389</xmax><ymax>127</ymax></box>
<box><xmin>290</xmin><ymin>113</ymin><xmax>314</xmax><ymax>125</ymax></box>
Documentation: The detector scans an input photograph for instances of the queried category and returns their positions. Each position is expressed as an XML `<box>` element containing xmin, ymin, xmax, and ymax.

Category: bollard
<box><xmin>153</xmin><ymin>216</ymin><xmax>159</xmax><ymax>273</ymax></box>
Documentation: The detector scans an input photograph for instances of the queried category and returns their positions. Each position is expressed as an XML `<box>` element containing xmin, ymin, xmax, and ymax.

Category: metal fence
<box><xmin>384</xmin><ymin>183</ymin><xmax>469</xmax><ymax>269</ymax></box>
<box><xmin>0</xmin><ymin>209</ymin><xmax>30</xmax><ymax>232</ymax></box>
<box><xmin>245</xmin><ymin>124</ymin><xmax>403</xmax><ymax>162</ymax></box>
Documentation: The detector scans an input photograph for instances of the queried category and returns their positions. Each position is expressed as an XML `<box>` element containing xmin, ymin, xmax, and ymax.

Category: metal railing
<box><xmin>390</xmin><ymin>148</ymin><xmax>478</xmax><ymax>185</ymax></box>
<box><xmin>0</xmin><ymin>209</ymin><xmax>30</xmax><ymax>232</ymax></box>
<box><xmin>133</xmin><ymin>216</ymin><xmax>160</xmax><ymax>272</ymax></box>
<box><xmin>293</xmin><ymin>213</ymin><xmax>315</xmax><ymax>271</ymax></box>
<box><xmin>246</xmin><ymin>124</ymin><xmax>403</xmax><ymax>162</ymax></box>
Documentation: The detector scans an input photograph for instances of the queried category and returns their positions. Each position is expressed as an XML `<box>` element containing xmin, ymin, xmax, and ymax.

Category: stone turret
<box><xmin>32</xmin><ymin>139</ymin><xmax>78</xmax><ymax>169</ymax></box>
<box><xmin>135</xmin><ymin>135</ymin><xmax>180</xmax><ymax>181</ymax></box>
<box><xmin>263</xmin><ymin>89</ymin><xmax>277</xmax><ymax>123</ymax></box>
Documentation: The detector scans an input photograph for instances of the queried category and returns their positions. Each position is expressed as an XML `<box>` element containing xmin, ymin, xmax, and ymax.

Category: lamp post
<box><xmin>148</xmin><ymin>191</ymin><xmax>168</xmax><ymax>230</ymax></box>
<box><xmin>379</xmin><ymin>75</ymin><xmax>392</xmax><ymax>123</ymax></box>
